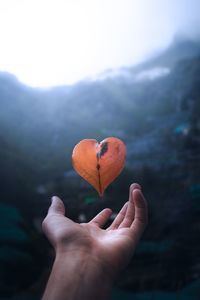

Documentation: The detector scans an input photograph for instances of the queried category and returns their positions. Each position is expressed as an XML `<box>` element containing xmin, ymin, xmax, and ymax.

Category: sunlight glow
<box><xmin>0</xmin><ymin>0</ymin><xmax>199</xmax><ymax>87</ymax></box>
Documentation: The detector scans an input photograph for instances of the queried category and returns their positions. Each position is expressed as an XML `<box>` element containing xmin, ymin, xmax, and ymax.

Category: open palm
<box><xmin>42</xmin><ymin>183</ymin><xmax>147</xmax><ymax>279</ymax></box>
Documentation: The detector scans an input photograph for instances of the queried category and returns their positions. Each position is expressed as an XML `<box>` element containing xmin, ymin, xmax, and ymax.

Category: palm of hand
<box><xmin>43</xmin><ymin>184</ymin><xmax>147</xmax><ymax>278</ymax></box>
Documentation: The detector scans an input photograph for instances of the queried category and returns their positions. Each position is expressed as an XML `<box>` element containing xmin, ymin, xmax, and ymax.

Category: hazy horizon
<box><xmin>0</xmin><ymin>0</ymin><xmax>200</xmax><ymax>87</ymax></box>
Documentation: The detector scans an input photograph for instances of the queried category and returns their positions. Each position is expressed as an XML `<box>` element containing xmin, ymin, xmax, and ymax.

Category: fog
<box><xmin>0</xmin><ymin>0</ymin><xmax>200</xmax><ymax>86</ymax></box>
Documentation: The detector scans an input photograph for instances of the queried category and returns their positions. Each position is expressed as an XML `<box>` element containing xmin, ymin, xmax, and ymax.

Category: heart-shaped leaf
<box><xmin>72</xmin><ymin>137</ymin><xmax>126</xmax><ymax>196</ymax></box>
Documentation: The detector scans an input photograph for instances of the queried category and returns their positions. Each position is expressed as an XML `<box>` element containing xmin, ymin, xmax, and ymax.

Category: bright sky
<box><xmin>0</xmin><ymin>0</ymin><xmax>199</xmax><ymax>87</ymax></box>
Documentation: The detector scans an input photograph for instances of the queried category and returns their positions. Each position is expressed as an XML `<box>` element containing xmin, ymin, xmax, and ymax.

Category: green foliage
<box><xmin>0</xmin><ymin>204</ymin><xmax>46</xmax><ymax>297</ymax></box>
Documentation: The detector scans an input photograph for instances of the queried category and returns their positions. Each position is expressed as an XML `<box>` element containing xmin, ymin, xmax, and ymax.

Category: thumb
<box><xmin>48</xmin><ymin>196</ymin><xmax>65</xmax><ymax>216</ymax></box>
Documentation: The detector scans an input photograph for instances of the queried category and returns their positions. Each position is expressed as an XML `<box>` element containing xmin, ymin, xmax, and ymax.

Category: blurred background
<box><xmin>0</xmin><ymin>0</ymin><xmax>200</xmax><ymax>299</ymax></box>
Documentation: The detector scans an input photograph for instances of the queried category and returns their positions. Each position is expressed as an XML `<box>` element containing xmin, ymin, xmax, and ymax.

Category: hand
<box><xmin>42</xmin><ymin>183</ymin><xmax>148</xmax><ymax>280</ymax></box>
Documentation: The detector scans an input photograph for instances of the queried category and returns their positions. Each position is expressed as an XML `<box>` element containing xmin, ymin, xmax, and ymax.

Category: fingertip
<box><xmin>124</xmin><ymin>201</ymin><xmax>129</xmax><ymax>207</ymax></box>
<box><xmin>130</xmin><ymin>183</ymin><xmax>142</xmax><ymax>191</ymax></box>
<box><xmin>104</xmin><ymin>208</ymin><xmax>113</xmax><ymax>216</ymax></box>
<box><xmin>130</xmin><ymin>188</ymin><xmax>140</xmax><ymax>203</ymax></box>
<box><xmin>51</xmin><ymin>195</ymin><xmax>61</xmax><ymax>203</ymax></box>
<box><xmin>49</xmin><ymin>196</ymin><xmax>65</xmax><ymax>215</ymax></box>
<box><xmin>132</xmin><ymin>189</ymin><xmax>146</xmax><ymax>205</ymax></box>
<box><xmin>51</xmin><ymin>196</ymin><xmax>56</xmax><ymax>203</ymax></box>
<box><xmin>90</xmin><ymin>207</ymin><xmax>112</xmax><ymax>227</ymax></box>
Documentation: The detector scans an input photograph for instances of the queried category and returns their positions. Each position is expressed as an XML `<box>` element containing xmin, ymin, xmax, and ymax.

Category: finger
<box><xmin>89</xmin><ymin>208</ymin><xmax>112</xmax><ymax>228</ymax></box>
<box><xmin>130</xmin><ymin>189</ymin><xmax>148</xmax><ymax>240</ymax></box>
<box><xmin>47</xmin><ymin>196</ymin><xmax>65</xmax><ymax>216</ymax></box>
<box><xmin>106</xmin><ymin>183</ymin><xmax>141</xmax><ymax>230</ymax></box>
<box><xmin>119</xmin><ymin>183</ymin><xmax>141</xmax><ymax>228</ymax></box>
<box><xmin>108</xmin><ymin>202</ymin><xmax>128</xmax><ymax>230</ymax></box>
<box><xmin>118</xmin><ymin>185</ymin><xmax>135</xmax><ymax>228</ymax></box>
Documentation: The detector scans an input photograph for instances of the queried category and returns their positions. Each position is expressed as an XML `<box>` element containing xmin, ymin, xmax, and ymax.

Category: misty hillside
<box><xmin>0</xmin><ymin>38</ymin><xmax>200</xmax><ymax>294</ymax></box>
<box><xmin>0</xmin><ymin>38</ymin><xmax>200</xmax><ymax>181</ymax></box>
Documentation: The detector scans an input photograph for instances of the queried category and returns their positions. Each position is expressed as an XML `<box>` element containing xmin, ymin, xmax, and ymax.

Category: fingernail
<box><xmin>131</xmin><ymin>183</ymin><xmax>142</xmax><ymax>190</ymax></box>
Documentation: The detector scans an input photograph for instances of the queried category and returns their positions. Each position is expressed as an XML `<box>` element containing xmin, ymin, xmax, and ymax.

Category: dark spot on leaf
<box><xmin>97</xmin><ymin>142</ymin><xmax>108</xmax><ymax>159</ymax></box>
<box><xmin>100</xmin><ymin>142</ymin><xmax>108</xmax><ymax>156</ymax></box>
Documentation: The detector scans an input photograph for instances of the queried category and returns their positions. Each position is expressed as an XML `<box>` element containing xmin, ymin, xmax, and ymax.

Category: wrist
<box><xmin>55</xmin><ymin>249</ymin><xmax>114</xmax><ymax>282</ymax></box>
<box><xmin>53</xmin><ymin>250</ymin><xmax>114</xmax><ymax>300</ymax></box>
<box><xmin>55</xmin><ymin>243</ymin><xmax>117</xmax><ymax>282</ymax></box>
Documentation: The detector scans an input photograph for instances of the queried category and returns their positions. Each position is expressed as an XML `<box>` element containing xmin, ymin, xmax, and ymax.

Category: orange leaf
<box><xmin>72</xmin><ymin>137</ymin><xmax>126</xmax><ymax>196</ymax></box>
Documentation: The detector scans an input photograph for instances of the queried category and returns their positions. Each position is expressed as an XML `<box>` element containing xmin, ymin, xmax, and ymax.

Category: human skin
<box><xmin>42</xmin><ymin>183</ymin><xmax>148</xmax><ymax>300</ymax></box>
